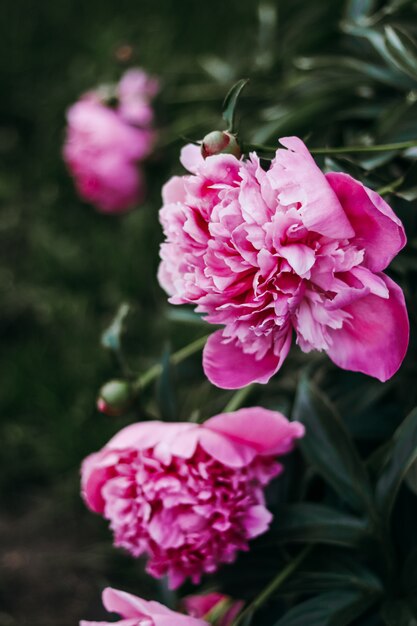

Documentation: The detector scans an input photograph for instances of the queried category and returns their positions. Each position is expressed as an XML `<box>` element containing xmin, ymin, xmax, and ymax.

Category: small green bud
<box><xmin>201</xmin><ymin>130</ymin><xmax>241</xmax><ymax>159</ymax></box>
<box><xmin>97</xmin><ymin>379</ymin><xmax>134</xmax><ymax>416</ymax></box>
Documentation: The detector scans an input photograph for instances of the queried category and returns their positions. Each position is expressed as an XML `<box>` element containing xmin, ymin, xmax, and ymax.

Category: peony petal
<box><xmin>102</xmin><ymin>587</ymin><xmax>155</xmax><ymax>618</ymax></box>
<box><xmin>162</xmin><ymin>176</ymin><xmax>187</xmax><ymax>204</ymax></box>
<box><xmin>180</xmin><ymin>143</ymin><xmax>205</xmax><ymax>174</ymax></box>
<box><xmin>279</xmin><ymin>243</ymin><xmax>316</xmax><ymax>277</ymax></box>
<box><xmin>81</xmin><ymin>450</ymin><xmax>120</xmax><ymax>513</ymax></box>
<box><xmin>203</xmin><ymin>329</ymin><xmax>292</xmax><ymax>389</ymax></box>
<box><xmin>198</xmin><ymin>428</ymin><xmax>257</xmax><ymax>467</ymax></box>
<box><xmin>243</xmin><ymin>505</ymin><xmax>273</xmax><ymax>538</ymax></box>
<box><xmin>107</xmin><ymin>421</ymin><xmax>196</xmax><ymax>451</ymax></box>
<box><xmin>326</xmin><ymin>172</ymin><xmax>406</xmax><ymax>272</ymax></box>
<box><xmin>327</xmin><ymin>274</ymin><xmax>409</xmax><ymax>381</ymax></box>
<box><xmin>80</xmin><ymin>617</ymin><xmax>136</xmax><ymax>626</ymax></box>
<box><xmin>101</xmin><ymin>588</ymin><xmax>207</xmax><ymax>626</ymax></box>
<box><xmin>205</xmin><ymin>407</ymin><xmax>305</xmax><ymax>456</ymax></box>
<box><xmin>269</xmin><ymin>137</ymin><xmax>355</xmax><ymax>239</ymax></box>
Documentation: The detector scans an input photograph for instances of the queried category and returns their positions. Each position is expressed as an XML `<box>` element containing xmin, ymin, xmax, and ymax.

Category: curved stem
<box><xmin>245</xmin><ymin>139</ymin><xmax>417</xmax><ymax>155</ymax></box>
<box><xmin>223</xmin><ymin>384</ymin><xmax>256</xmax><ymax>413</ymax></box>
<box><xmin>231</xmin><ymin>544</ymin><xmax>313</xmax><ymax>626</ymax></box>
<box><xmin>134</xmin><ymin>334</ymin><xmax>210</xmax><ymax>390</ymax></box>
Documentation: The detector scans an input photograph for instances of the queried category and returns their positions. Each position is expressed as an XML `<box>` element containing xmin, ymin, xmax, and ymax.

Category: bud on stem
<box><xmin>97</xmin><ymin>379</ymin><xmax>134</xmax><ymax>416</ymax></box>
<box><xmin>201</xmin><ymin>130</ymin><xmax>241</xmax><ymax>159</ymax></box>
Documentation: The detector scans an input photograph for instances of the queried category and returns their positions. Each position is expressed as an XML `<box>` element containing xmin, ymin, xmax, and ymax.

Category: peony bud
<box><xmin>183</xmin><ymin>592</ymin><xmax>244</xmax><ymax>626</ymax></box>
<box><xmin>97</xmin><ymin>380</ymin><xmax>134</xmax><ymax>416</ymax></box>
<box><xmin>201</xmin><ymin>130</ymin><xmax>241</xmax><ymax>159</ymax></box>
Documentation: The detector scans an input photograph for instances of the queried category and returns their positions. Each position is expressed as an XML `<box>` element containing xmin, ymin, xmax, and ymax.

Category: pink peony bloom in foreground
<box><xmin>81</xmin><ymin>408</ymin><xmax>304</xmax><ymax>588</ymax></box>
<box><xmin>183</xmin><ymin>592</ymin><xmax>243</xmax><ymax>626</ymax></box>
<box><xmin>80</xmin><ymin>587</ymin><xmax>207</xmax><ymax>626</ymax></box>
<box><xmin>63</xmin><ymin>68</ymin><xmax>158</xmax><ymax>213</ymax></box>
<box><xmin>158</xmin><ymin>137</ymin><xmax>409</xmax><ymax>388</ymax></box>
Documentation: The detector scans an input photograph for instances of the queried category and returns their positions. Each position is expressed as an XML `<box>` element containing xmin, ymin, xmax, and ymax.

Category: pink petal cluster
<box><xmin>158</xmin><ymin>137</ymin><xmax>409</xmax><ymax>388</ymax></box>
<box><xmin>183</xmin><ymin>592</ymin><xmax>243</xmax><ymax>626</ymax></box>
<box><xmin>63</xmin><ymin>68</ymin><xmax>158</xmax><ymax>213</ymax></box>
<box><xmin>80</xmin><ymin>587</ymin><xmax>207</xmax><ymax>626</ymax></box>
<box><xmin>81</xmin><ymin>408</ymin><xmax>304</xmax><ymax>588</ymax></box>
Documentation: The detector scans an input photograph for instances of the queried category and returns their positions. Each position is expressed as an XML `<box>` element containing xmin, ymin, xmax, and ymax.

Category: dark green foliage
<box><xmin>3</xmin><ymin>0</ymin><xmax>417</xmax><ymax>624</ymax></box>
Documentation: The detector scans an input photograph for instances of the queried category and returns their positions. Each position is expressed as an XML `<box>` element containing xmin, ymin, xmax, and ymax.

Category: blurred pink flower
<box><xmin>63</xmin><ymin>68</ymin><xmax>158</xmax><ymax>213</ymax></box>
<box><xmin>183</xmin><ymin>592</ymin><xmax>243</xmax><ymax>626</ymax></box>
<box><xmin>118</xmin><ymin>68</ymin><xmax>159</xmax><ymax>126</ymax></box>
<box><xmin>80</xmin><ymin>587</ymin><xmax>207</xmax><ymax>626</ymax></box>
<box><xmin>81</xmin><ymin>408</ymin><xmax>304</xmax><ymax>588</ymax></box>
<box><xmin>158</xmin><ymin>137</ymin><xmax>408</xmax><ymax>388</ymax></box>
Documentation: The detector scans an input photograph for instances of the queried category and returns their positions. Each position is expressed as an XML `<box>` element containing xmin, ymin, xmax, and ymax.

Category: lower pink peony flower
<box><xmin>81</xmin><ymin>408</ymin><xmax>304</xmax><ymax>588</ymax></box>
<box><xmin>80</xmin><ymin>586</ymin><xmax>207</xmax><ymax>625</ymax></box>
<box><xmin>63</xmin><ymin>68</ymin><xmax>158</xmax><ymax>213</ymax></box>
<box><xmin>183</xmin><ymin>592</ymin><xmax>243</xmax><ymax>626</ymax></box>
<box><xmin>158</xmin><ymin>137</ymin><xmax>409</xmax><ymax>388</ymax></box>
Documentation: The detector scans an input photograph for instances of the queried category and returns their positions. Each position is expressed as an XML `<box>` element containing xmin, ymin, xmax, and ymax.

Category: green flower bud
<box><xmin>201</xmin><ymin>130</ymin><xmax>241</xmax><ymax>159</ymax></box>
<box><xmin>97</xmin><ymin>379</ymin><xmax>134</xmax><ymax>416</ymax></box>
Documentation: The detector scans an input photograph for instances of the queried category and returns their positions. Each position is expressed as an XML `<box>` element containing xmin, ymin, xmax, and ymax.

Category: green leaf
<box><xmin>222</xmin><ymin>78</ymin><xmax>249</xmax><ymax>133</ymax></box>
<box><xmin>282</xmin><ymin>554</ymin><xmax>382</xmax><ymax>596</ymax></box>
<box><xmin>345</xmin><ymin>0</ymin><xmax>378</xmax><ymax>23</ymax></box>
<box><xmin>394</xmin><ymin>162</ymin><xmax>417</xmax><ymax>201</ymax></box>
<box><xmin>292</xmin><ymin>370</ymin><xmax>374</xmax><ymax>515</ymax></box>
<box><xmin>274</xmin><ymin>590</ymin><xmax>378</xmax><ymax>626</ymax></box>
<box><xmin>384</xmin><ymin>26</ymin><xmax>417</xmax><ymax>82</ymax></box>
<box><xmin>381</xmin><ymin>600</ymin><xmax>417</xmax><ymax>625</ymax></box>
<box><xmin>271</xmin><ymin>503</ymin><xmax>371</xmax><ymax>549</ymax></box>
<box><xmin>101</xmin><ymin>303</ymin><xmax>131</xmax><ymax>352</ymax></box>
<box><xmin>375</xmin><ymin>407</ymin><xmax>417</xmax><ymax>523</ymax></box>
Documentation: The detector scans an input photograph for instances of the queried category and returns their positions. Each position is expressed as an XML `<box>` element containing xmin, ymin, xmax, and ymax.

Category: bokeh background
<box><xmin>2</xmin><ymin>1</ymin><xmax>417</xmax><ymax>624</ymax></box>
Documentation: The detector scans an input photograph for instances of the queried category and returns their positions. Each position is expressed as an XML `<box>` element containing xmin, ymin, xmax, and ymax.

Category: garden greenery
<box><xmin>60</xmin><ymin>1</ymin><xmax>417</xmax><ymax>624</ymax></box>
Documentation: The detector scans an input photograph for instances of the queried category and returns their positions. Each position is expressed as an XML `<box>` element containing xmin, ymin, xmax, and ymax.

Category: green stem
<box><xmin>231</xmin><ymin>545</ymin><xmax>313</xmax><ymax>626</ymax></box>
<box><xmin>135</xmin><ymin>334</ymin><xmax>210</xmax><ymax>390</ymax></box>
<box><xmin>223</xmin><ymin>384</ymin><xmax>255</xmax><ymax>413</ymax></box>
<box><xmin>377</xmin><ymin>175</ymin><xmax>405</xmax><ymax>196</ymax></box>
<box><xmin>245</xmin><ymin>139</ymin><xmax>417</xmax><ymax>155</ymax></box>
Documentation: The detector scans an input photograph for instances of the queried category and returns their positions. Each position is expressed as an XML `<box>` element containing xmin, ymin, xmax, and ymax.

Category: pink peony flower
<box><xmin>80</xmin><ymin>586</ymin><xmax>207</xmax><ymax>626</ymax></box>
<box><xmin>183</xmin><ymin>592</ymin><xmax>243</xmax><ymax>626</ymax></box>
<box><xmin>63</xmin><ymin>68</ymin><xmax>158</xmax><ymax>213</ymax></box>
<box><xmin>117</xmin><ymin>68</ymin><xmax>160</xmax><ymax>127</ymax></box>
<box><xmin>81</xmin><ymin>408</ymin><xmax>304</xmax><ymax>588</ymax></box>
<box><xmin>158</xmin><ymin>137</ymin><xmax>409</xmax><ymax>388</ymax></box>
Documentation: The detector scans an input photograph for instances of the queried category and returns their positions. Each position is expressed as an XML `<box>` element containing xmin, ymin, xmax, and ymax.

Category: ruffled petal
<box><xmin>81</xmin><ymin>450</ymin><xmax>120</xmax><ymax>513</ymax></box>
<box><xmin>327</xmin><ymin>274</ymin><xmax>409</xmax><ymax>381</ymax></box>
<box><xmin>243</xmin><ymin>505</ymin><xmax>273</xmax><ymax>538</ymax></box>
<box><xmin>268</xmin><ymin>137</ymin><xmax>355</xmax><ymax>239</ymax></box>
<box><xmin>326</xmin><ymin>172</ymin><xmax>406</xmax><ymax>272</ymax></box>
<box><xmin>204</xmin><ymin>407</ymin><xmax>305</xmax><ymax>456</ymax></box>
<box><xmin>203</xmin><ymin>329</ymin><xmax>292</xmax><ymax>389</ymax></box>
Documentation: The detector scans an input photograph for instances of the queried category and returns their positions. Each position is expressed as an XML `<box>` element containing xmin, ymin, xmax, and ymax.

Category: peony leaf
<box><xmin>101</xmin><ymin>302</ymin><xmax>131</xmax><ymax>353</ymax></box>
<box><xmin>281</xmin><ymin>553</ymin><xmax>382</xmax><ymax>596</ymax></box>
<box><xmin>375</xmin><ymin>406</ymin><xmax>417</xmax><ymax>524</ymax></box>
<box><xmin>270</xmin><ymin>503</ymin><xmax>371</xmax><ymax>549</ymax></box>
<box><xmin>292</xmin><ymin>370</ymin><xmax>375</xmax><ymax>515</ymax></box>
<box><xmin>344</xmin><ymin>0</ymin><xmax>378</xmax><ymax>23</ymax></box>
<box><xmin>222</xmin><ymin>78</ymin><xmax>249</xmax><ymax>133</ymax></box>
<box><xmin>384</xmin><ymin>25</ymin><xmax>417</xmax><ymax>82</ymax></box>
<box><xmin>273</xmin><ymin>590</ymin><xmax>379</xmax><ymax>626</ymax></box>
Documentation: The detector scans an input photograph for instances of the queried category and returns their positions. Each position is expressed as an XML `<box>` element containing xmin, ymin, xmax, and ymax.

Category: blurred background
<box><xmin>2</xmin><ymin>0</ymin><xmax>417</xmax><ymax>623</ymax></box>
